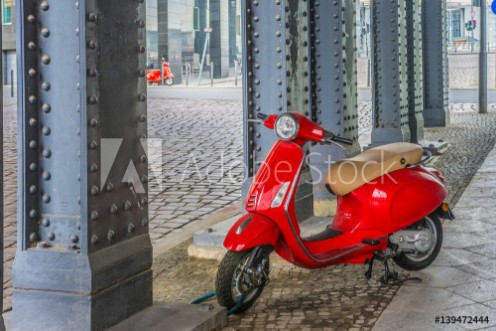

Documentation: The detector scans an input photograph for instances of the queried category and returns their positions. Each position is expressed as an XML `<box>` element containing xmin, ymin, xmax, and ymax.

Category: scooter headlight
<box><xmin>275</xmin><ymin>113</ymin><xmax>299</xmax><ymax>140</ymax></box>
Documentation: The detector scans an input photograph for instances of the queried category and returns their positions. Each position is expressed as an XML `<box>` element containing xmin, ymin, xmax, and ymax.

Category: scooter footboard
<box><xmin>224</xmin><ymin>213</ymin><xmax>280</xmax><ymax>251</ymax></box>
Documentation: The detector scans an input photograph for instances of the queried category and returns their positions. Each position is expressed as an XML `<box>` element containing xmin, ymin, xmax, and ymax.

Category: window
<box><xmin>193</xmin><ymin>7</ymin><xmax>200</xmax><ymax>31</ymax></box>
<box><xmin>448</xmin><ymin>9</ymin><xmax>463</xmax><ymax>39</ymax></box>
<box><xmin>3</xmin><ymin>0</ymin><xmax>12</xmax><ymax>25</ymax></box>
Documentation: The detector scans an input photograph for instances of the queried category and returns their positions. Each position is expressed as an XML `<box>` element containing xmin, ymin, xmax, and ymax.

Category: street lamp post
<box><xmin>480</xmin><ymin>0</ymin><xmax>488</xmax><ymax>113</ymax></box>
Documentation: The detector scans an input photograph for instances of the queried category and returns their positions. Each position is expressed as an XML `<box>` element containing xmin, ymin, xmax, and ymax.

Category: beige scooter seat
<box><xmin>325</xmin><ymin>142</ymin><xmax>423</xmax><ymax>196</ymax></box>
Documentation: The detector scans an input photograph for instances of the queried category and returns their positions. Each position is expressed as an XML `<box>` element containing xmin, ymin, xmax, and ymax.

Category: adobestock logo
<box><xmin>100</xmin><ymin>138</ymin><xmax>164</xmax><ymax>193</ymax></box>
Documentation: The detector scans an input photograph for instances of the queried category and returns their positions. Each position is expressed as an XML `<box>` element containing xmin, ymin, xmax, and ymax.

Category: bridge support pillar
<box><xmin>13</xmin><ymin>1</ymin><xmax>152</xmax><ymax>330</ymax></box>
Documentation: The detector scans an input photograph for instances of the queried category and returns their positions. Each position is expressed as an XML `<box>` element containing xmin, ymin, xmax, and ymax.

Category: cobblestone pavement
<box><xmin>154</xmin><ymin>240</ymin><xmax>402</xmax><ymax>331</ymax></box>
<box><xmin>2</xmin><ymin>99</ymin><xmax>496</xmax><ymax>322</ymax></box>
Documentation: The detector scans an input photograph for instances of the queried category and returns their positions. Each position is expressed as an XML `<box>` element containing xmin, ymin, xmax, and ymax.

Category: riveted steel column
<box><xmin>308</xmin><ymin>0</ymin><xmax>360</xmax><ymax>214</ymax></box>
<box><xmin>242</xmin><ymin>0</ymin><xmax>288</xmax><ymax>180</ymax></box>
<box><xmin>369</xmin><ymin>0</ymin><xmax>411</xmax><ymax>147</ymax></box>
<box><xmin>13</xmin><ymin>1</ymin><xmax>151</xmax><ymax>330</ymax></box>
<box><xmin>241</xmin><ymin>0</ymin><xmax>315</xmax><ymax>219</ymax></box>
<box><xmin>406</xmin><ymin>0</ymin><xmax>424</xmax><ymax>143</ymax></box>
<box><xmin>0</xmin><ymin>14</ymin><xmax>4</xmax><ymax>331</ymax></box>
<box><xmin>422</xmin><ymin>0</ymin><xmax>449</xmax><ymax>127</ymax></box>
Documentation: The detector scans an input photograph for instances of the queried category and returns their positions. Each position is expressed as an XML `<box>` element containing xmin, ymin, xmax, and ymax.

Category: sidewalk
<box><xmin>372</xmin><ymin>143</ymin><xmax>496</xmax><ymax>331</ymax></box>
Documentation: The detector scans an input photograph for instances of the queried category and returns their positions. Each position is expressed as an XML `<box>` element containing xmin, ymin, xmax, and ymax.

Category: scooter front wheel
<box><xmin>165</xmin><ymin>78</ymin><xmax>174</xmax><ymax>86</ymax></box>
<box><xmin>393</xmin><ymin>214</ymin><xmax>443</xmax><ymax>270</ymax></box>
<box><xmin>215</xmin><ymin>247</ymin><xmax>270</xmax><ymax>313</ymax></box>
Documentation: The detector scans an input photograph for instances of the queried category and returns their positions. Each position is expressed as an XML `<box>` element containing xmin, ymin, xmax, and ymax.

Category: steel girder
<box><xmin>370</xmin><ymin>0</ymin><xmax>411</xmax><ymax>147</ymax></box>
<box><xmin>406</xmin><ymin>0</ymin><xmax>425</xmax><ymax>144</ymax></box>
<box><xmin>241</xmin><ymin>0</ymin><xmax>315</xmax><ymax>218</ymax></box>
<box><xmin>13</xmin><ymin>1</ymin><xmax>152</xmax><ymax>330</ymax></box>
<box><xmin>308</xmin><ymin>0</ymin><xmax>360</xmax><ymax>202</ymax></box>
<box><xmin>422</xmin><ymin>0</ymin><xmax>449</xmax><ymax>127</ymax></box>
<box><xmin>0</xmin><ymin>13</ymin><xmax>4</xmax><ymax>331</ymax></box>
<box><xmin>242</xmin><ymin>0</ymin><xmax>359</xmax><ymax>215</ymax></box>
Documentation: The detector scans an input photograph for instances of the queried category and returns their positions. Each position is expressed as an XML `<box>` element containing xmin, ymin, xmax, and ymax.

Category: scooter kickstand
<box><xmin>380</xmin><ymin>258</ymin><xmax>398</xmax><ymax>284</ymax></box>
<box><xmin>364</xmin><ymin>256</ymin><xmax>375</xmax><ymax>280</ymax></box>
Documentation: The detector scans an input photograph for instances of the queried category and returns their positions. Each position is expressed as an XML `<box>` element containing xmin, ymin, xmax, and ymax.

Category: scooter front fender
<box><xmin>224</xmin><ymin>213</ymin><xmax>280</xmax><ymax>252</ymax></box>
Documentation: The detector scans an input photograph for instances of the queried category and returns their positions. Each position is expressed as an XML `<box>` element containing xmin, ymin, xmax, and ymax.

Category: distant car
<box><xmin>147</xmin><ymin>62</ymin><xmax>174</xmax><ymax>86</ymax></box>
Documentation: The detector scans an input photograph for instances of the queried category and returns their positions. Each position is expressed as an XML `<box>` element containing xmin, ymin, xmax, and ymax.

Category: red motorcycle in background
<box><xmin>215</xmin><ymin>112</ymin><xmax>454</xmax><ymax>313</ymax></box>
<box><xmin>147</xmin><ymin>62</ymin><xmax>175</xmax><ymax>86</ymax></box>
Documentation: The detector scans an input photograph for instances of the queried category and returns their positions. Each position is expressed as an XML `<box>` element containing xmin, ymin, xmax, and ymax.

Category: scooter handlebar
<box><xmin>323</xmin><ymin>131</ymin><xmax>353</xmax><ymax>145</ymax></box>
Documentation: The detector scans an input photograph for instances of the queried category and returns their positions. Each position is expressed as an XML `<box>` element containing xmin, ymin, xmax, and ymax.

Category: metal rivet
<box><xmin>88</xmin><ymin>68</ymin><xmax>97</xmax><ymax>77</ymax></box>
<box><xmin>139</xmin><ymin>93</ymin><xmax>147</xmax><ymax>102</ymax></box>
<box><xmin>42</xmin><ymin>218</ymin><xmax>50</xmax><ymax>227</ymax></box>
<box><xmin>141</xmin><ymin>197</ymin><xmax>148</xmax><ymax>205</ymax></box>
<box><xmin>29</xmin><ymin>118</ymin><xmax>38</xmax><ymax>127</ymax></box>
<box><xmin>42</xmin><ymin>171</ymin><xmax>51</xmax><ymax>180</ymax></box>
<box><xmin>110</xmin><ymin>204</ymin><xmax>118</xmax><ymax>214</ymax></box>
<box><xmin>106</xmin><ymin>182</ymin><xmax>114</xmax><ymax>192</ymax></box>
<box><xmin>27</xmin><ymin>15</ymin><xmax>36</xmax><ymax>23</ymax></box>
<box><xmin>89</xmin><ymin>141</ymin><xmax>98</xmax><ymax>150</ymax></box>
<box><xmin>48</xmin><ymin>232</ymin><xmax>55</xmax><ymax>241</ymax></box>
<box><xmin>42</xmin><ymin>149</ymin><xmax>52</xmax><ymax>158</ymax></box>
<box><xmin>28</xmin><ymin>42</ymin><xmax>37</xmax><ymax>50</ymax></box>
<box><xmin>141</xmin><ymin>155</ymin><xmax>147</xmax><ymax>163</ymax></box>
<box><xmin>29</xmin><ymin>140</ymin><xmax>37</xmax><ymax>149</ymax></box>
<box><xmin>42</xmin><ymin>104</ymin><xmax>51</xmax><ymax>113</ymax></box>
<box><xmin>90</xmin><ymin>210</ymin><xmax>99</xmax><ymax>221</ymax></box>
<box><xmin>137</xmin><ymin>19</ymin><xmax>145</xmax><ymax>28</ymax></box>
<box><xmin>29</xmin><ymin>185</ymin><xmax>37</xmax><ymax>194</ymax></box>
<box><xmin>29</xmin><ymin>233</ymin><xmax>38</xmax><ymax>241</ymax></box>
<box><xmin>40</xmin><ymin>1</ymin><xmax>49</xmax><ymax>11</ymax></box>
<box><xmin>88</xmin><ymin>95</ymin><xmax>98</xmax><ymax>104</ymax></box>
<box><xmin>91</xmin><ymin>186</ymin><xmax>99</xmax><ymax>196</ymax></box>
<box><xmin>139</xmin><ymin>114</ymin><xmax>147</xmax><ymax>122</ymax></box>
<box><xmin>107</xmin><ymin>230</ymin><xmax>115</xmax><ymax>241</ymax></box>
<box><xmin>28</xmin><ymin>68</ymin><xmax>37</xmax><ymax>77</ymax></box>
<box><xmin>87</xmin><ymin>40</ymin><xmax>96</xmax><ymax>49</ymax></box>
<box><xmin>89</xmin><ymin>118</ymin><xmax>98</xmax><ymax>127</ymax></box>
<box><xmin>30</xmin><ymin>163</ymin><xmax>38</xmax><ymax>172</ymax></box>
<box><xmin>41</xmin><ymin>27</ymin><xmax>50</xmax><ymax>37</ymax></box>
<box><xmin>141</xmin><ymin>218</ymin><xmax>148</xmax><ymax>227</ymax></box>
<box><xmin>41</xmin><ymin>55</ymin><xmax>51</xmax><ymax>65</ymax></box>
<box><xmin>29</xmin><ymin>209</ymin><xmax>38</xmax><ymax>219</ymax></box>
<box><xmin>141</xmin><ymin>175</ymin><xmax>148</xmax><ymax>183</ymax></box>
<box><xmin>124</xmin><ymin>201</ymin><xmax>132</xmax><ymax>211</ymax></box>
<box><xmin>42</xmin><ymin>126</ymin><xmax>51</xmax><ymax>135</ymax></box>
<box><xmin>42</xmin><ymin>194</ymin><xmax>51</xmax><ymax>203</ymax></box>
<box><xmin>29</xmin><ymin>95</ymin><xmax>37</xmax><ymax>104</ymax></box>
<box><xmin>42</xmin><ymin>81</ymin><xmax>51</xmax><ymax>91</ymax></box>
<box><xmin>71</xmin><ymin>234</ymin><xmax>79</xmax><ymax>243</ymax></box>
<box><xmin>91</xmin><ymin>235</ymin><xmax>98</xmax><ymax>245</ymax></box>
<box><xmin>139</xmin><ymin>44</ymin><xmax>146</xmax><ymax>53</ymax></box>
<box><xmin>128</xmin><ymin>223</ymin><xmax>135</xmax><ymax>233</ymax></box>
<box><xmin>88</xmin><ymin>12</ymin><xmax>97</xmax><ymax>22</ymax></box>
<box><xmin>90</xmin><ymin>163</ymin><xmax>98</xmax><ymax>172</ymax></box>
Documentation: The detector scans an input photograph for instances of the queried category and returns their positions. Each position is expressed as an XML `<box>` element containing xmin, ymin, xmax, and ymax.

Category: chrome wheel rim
<box><xmin>405</xmin><ymin>216</ymin><xmax>438</xmax><ymax>262</ymax></box>
<box><xmin>231</xmin><ymin>254</ymin><xmax>269</xmax><ymax>303</ymax></box>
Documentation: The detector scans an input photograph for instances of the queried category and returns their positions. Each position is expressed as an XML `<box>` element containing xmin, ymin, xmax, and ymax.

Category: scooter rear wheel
<box><xmin>393</xmin><ymin>214</ymin><xmax>443</xmax><ymax>270</ymax></box>
<box><xmin>165</xmin><ymin>78</ymin><xmax>174</xmax><ymax>86</ymax></box>
<box><xmin>215</xmin><ymin>247</ymin><xmax>270</xmax><ymax>313</ymax></box>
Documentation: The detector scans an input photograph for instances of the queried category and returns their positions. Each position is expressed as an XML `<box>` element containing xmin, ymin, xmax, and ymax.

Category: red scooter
<box><xmin>147</xmin><ymin>62</ymin><xmax>174</xmax><ymax>86</ymax></box>
<box><xmin>215</xmin><ymin>112</ymin><xmax>454</xmax><ymax>312</ymax></box>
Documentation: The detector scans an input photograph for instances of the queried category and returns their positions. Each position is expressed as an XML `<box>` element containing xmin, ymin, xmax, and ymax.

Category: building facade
<box><xmin>2</xmin><ymin>0</ymin><xmax>16</xmax><ymax>85</ymax></box>
<box><xmin>1</xmin><ymin>0</ymin><xmax>240</xmax><ymax>85</ymax></box>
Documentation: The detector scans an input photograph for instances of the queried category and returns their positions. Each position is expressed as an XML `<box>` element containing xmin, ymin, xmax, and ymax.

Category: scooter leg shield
<box><xmin>224</xmin><ymin>213</ymin><xmax>280</xmax><ymax>251</ymax></box>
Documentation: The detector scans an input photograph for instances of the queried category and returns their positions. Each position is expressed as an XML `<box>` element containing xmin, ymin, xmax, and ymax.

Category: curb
<box><xmin>152</xmin><ymin>202</ymin><xmax>242</xmax><ymax>258</ymax></box>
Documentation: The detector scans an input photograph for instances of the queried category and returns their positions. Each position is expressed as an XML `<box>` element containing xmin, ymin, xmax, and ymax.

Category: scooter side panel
<box><xmin>224</xmin><ymin>213</ymin><xmax>281</xmax><ymax>251</ymax></box>
<box><xmin>346</xmin><ymin>166</ymin><xmax>447</xmax><ymax>234</ymax></box>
